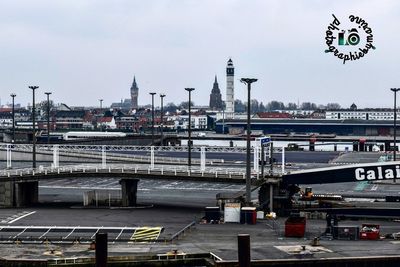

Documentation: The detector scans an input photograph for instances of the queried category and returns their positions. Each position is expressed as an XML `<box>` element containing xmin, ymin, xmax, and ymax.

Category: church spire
<box><xmin>209</xmin><ymin>76</ymin><xmax>223</xmax><ymax>110</ymax></box>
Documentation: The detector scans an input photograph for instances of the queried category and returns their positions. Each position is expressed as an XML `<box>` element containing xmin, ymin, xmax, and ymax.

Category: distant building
<box><xmin>130</xmin><ymin>76</ymin><xmax>139</xmax><ymax>109</ymax></box>
<box><xmin>209</xmin><ymin>76</ymin><xmax>223</xmax><ymax>110</ymax></box>
<box><xmin>226</xmin><ymin>58</ymin><xmax>235</xmax><ymax>118</ymax></box>
<box><xmin>111</xmin><ymin>99</ymin><xmax>132</xmax><ymax>110</ymax></box>
<box><xmin>325</xmin><ymin>109</ymin><xmax>398</xmax><ymax>120</ymax></box>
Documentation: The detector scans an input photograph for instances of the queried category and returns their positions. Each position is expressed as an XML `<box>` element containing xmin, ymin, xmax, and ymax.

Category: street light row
<box><xmin>10</xmin><ymin>87</ymin><xmax>52</xmax><ymax>168</ymax></box>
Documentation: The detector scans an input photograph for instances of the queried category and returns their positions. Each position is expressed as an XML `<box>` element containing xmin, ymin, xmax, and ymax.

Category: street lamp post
<box><xmin>10</xmin><ymin>93</ymin><xmax>16</xmax><ymax>143</ymax></box>
<box><xmin>29</xmin><ymin>86</ymin><xmax>39</xmax><ymax>169</ymax></box>
<box><xmin>391</xmin><ymin>88</ymin><xmax>400</xmax><ymax>166</ymax></box>
<box><xmin>45</xmin><ymin>92</ymin><xmax>52</xmax><ymax>144</ymax></box>
<box><xmin>240</xmin><ymin>78</ymin><xmax>258</xmax><ymax>205</ymax></box>
<box><xmin>99</xmin><ymin>99</ymin><xmax>103</xmax><ymax>109</ymax></box>
<box><xmin>160</xmin><ymin>94</ymin><xmax>166</xmax><ymax>146</ymax></box>
<box><xmin>185</xmin><ymin>88</ymin><xmax>195</xmax><ymax>168</ymax></box>
<box><xmin>149</xmin><ymin>92</ymin><xmax>156</xmax><ymax>145</ymax></box>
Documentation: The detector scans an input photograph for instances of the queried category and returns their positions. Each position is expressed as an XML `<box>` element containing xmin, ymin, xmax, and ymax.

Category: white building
<box><xmin>168</xmin><ymin>114</ymin><xmax>209</xmax><ymax>130</ymax></box>
<box><xmin>326</xmin><ymin>110</ymin><xmax>398</xmax><ymax>120</ymax></box>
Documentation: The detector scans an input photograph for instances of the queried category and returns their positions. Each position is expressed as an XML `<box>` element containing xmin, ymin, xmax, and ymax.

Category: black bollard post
<box><xmin>95</xmin><ymin>232</ymin><xmax>108</xmax><ymax>267</ymax></box>
<box><xmin>238</xmin><ymin>234</ymin><xmax>250</xmax><ymax>267</ymax></box>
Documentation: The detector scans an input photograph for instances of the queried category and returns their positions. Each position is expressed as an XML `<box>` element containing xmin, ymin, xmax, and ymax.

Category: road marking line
<box><xmin>8</xmin><ymin>211</ymin><xmax>36</xmax><ymax>224</ymax></box>
<box><xmin>371</xmin><ymin>184</ymin><xmax>379</xmax><ymax>191</ymax></box>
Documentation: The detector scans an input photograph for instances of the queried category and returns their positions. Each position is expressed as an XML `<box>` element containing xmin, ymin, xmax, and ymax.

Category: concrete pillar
<box><xmin>238</xmin><ymin>234</ymin><xmax>251</xmax><ymax>267</ymax></box>
<box><xmin>15</xmin><ymin>181</ymin><xmax>39</xmax><ymax>207</ymax></box>
<box><xmin>0</xmin><ymin>181</ymin><xmax>15</xmax><ymax>207</ymax></box>
<box><xmin>120</xmin><ymin>179</ymin><xmax>139</xmax><ymax>207</ymax></box>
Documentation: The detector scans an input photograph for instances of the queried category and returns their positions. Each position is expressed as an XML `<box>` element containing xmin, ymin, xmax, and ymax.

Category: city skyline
<box><xmin>0</xmin><ymin>1</ymin><xmax>399</xmax><ymax>108</ymax></box>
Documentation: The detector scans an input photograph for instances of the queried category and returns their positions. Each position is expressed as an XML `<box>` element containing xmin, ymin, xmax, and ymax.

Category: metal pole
<box><xmin>185</xmin><ymin>88</ymin><xmax>195</xmax><ymax>168</ymax></box>
<box><xmin>29</xmin><ymin>86</ymin><xmax>39</xmax><ymax>169</ymax></box>
<box><xmin>394</xmin><ymin>90</ymin><xmax>397</xmax><ymax>162</ymax></box>
<box><xmin>240</xmin><ymin>78</ymin><xmax>257</xmax><ymax>205</ymax></box>
<box><xmin>269</xmin><ymin>184</ymin><xmax>274</xmax><ymax>213</ymax></box>
<box><xmin>261</xmin><ymin>144</ymin><xmax>265</xmax><ymax>178</ymax></box>
<box><xmin>282</xmin><ymin>146</ymin><xmax>286</xmax><ymax>174</ymax></box>
<box><xmin>392</xmin><ymin>88</ymin><xmax>400</xmax><ymax>183</ymax></box>
<box><xmin>269</xmin><ymin>142</ymin><xmax>273</xmax><ymax>174</ymax></box>
<box><xmin>160</xmin><ymin>94</ymin><xmax>165</xmax><ymax>146</ymax></box>
<box><xmin>246</xmin><ymin>82</ymin><xmax>251</xmax><ymax>204</ymax></box>
<box><xmin>45</xmin><ymin>92</ymin><xmax>52</xmax><ymax>144</ymax></box>
<box><xmin>10</xmin><ymin>93</ymin><xmax>16</xmax><ymax>143</ymax></box>
<box><xmin>150</xmin><ymin>92</ymin><xmax>156</xmax><ymax>145</ymax></box>
<box><xmin>222</xmin><ymin>109</ymin><xmax>225</xmax><ymax>134</ymax></box>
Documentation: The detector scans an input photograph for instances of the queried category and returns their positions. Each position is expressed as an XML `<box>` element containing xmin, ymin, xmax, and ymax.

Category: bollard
<box><xmin>95</xmin><ymin>232</ymin><xmax>107</xmax><ymax>267</ymax></box>
<box><xmin>238</xmin><ymin>234</ymin><xmax>250</xmax><ymax>267</ymax></box>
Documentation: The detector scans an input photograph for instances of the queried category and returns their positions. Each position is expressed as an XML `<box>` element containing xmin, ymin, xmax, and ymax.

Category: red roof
<box><xmin>255</xmin><ymin>112</ymin><xmax>291</xmax><ymax>118</ymax></box>
<box><xmin>98</xmin><ymin>117</ymin><xmax>113</xmax><ymax>123</ymax></box>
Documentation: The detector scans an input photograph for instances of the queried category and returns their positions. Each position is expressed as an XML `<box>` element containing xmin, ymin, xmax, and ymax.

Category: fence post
<box><xmin>6</xmin><ymin>144</ymin><xmax>12</xmax><ymax>169</ymax></box>
<box><xmin>200</xmin><ymin>147</ymin><xmax>206</xmax><ymax>172</ymax></box>
<box><xmin>150</xmin><ymin>146</ymin><xmax>155</xmax><ymax>170</ymax></box>
<box><xmin>102</xmin><ymin>145</ymin><xmax>106</xmax><ymax>169</ymax></box>
<box><xmin>53</xmin><ymin>144</ymin><xmax>59</xmax><ymax>168</ymax></box>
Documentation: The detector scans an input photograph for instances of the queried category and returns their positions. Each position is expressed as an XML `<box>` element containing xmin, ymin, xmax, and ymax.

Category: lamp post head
<box><xmin>149</xmin><ymin>92</ymin><xmax>156</xmax><ymax>96</ymax></box>
<box><xmin>160</xmin><ymin>94</ymin><xmax>166</xmax><ymax>98</ymax></box>
<box><xmin>185</xmin><ymin>88</ymin><xmax>195</xmax><ymax>92</ymax></box>
<box><xmin>10</xmin><ymin>93</ymin><xmax>16</xmax><ymax>98</ymax></box>
<box><xmin>29</xmin><ymin>86</ymin><xmax>39</xmax><ymax>90</ymax></box>
<box><xmin>391</xmin><ymin>88</ymin><xmax>400</xmax><ymax>93</ymax></box>
<box><xmin>240</xmin><ymin>78</ymin><xmax>258</xmax><ymax>84</ymax></box>
<box><xmin>45</xmin><ymin>92</ymin><xmax>52</xmax><ymax>96</ymax></box>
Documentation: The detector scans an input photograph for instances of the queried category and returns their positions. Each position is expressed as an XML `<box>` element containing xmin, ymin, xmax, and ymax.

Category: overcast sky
<box><xmin>0</xmin><ymin>0</ymin><xmax>399</xmax><ymax>108</ymax></box>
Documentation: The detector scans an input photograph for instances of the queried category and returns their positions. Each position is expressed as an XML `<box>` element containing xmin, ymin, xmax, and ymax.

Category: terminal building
<box><xmin>215</xmin><ymin>119</ymin><xmax>396</xmax><ymax>136</ymax></box>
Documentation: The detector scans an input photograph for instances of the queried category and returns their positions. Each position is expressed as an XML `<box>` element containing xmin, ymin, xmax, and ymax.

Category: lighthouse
<box><xmin>226</xmin><ymin>58</ymin><xmax>235</xmax><ymax>118</ymax></box>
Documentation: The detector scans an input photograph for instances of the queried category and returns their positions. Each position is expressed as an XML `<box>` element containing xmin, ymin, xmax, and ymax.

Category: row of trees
<box><xmin>234</xmin><ymin>100</ymin><xmax>341</xmax><ymax>113</ymax></box>
<box><xmin>161</xmin><ymin>100</ymin><xmax>342</xmax><ymax>113</ymax></box>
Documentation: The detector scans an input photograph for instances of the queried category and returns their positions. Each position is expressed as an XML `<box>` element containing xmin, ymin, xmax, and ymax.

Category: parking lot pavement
<box><xmin>2</xmin><ymin>207</ymin><xmax>400</xmax><ymax>261</ymax></box>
